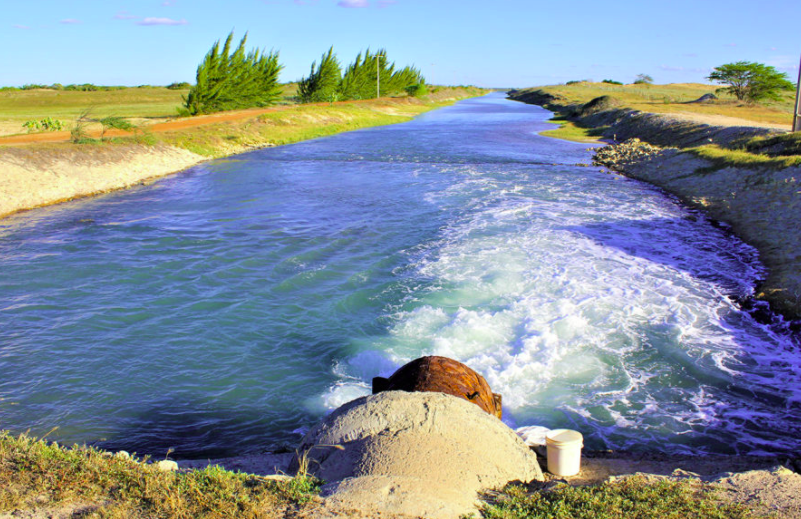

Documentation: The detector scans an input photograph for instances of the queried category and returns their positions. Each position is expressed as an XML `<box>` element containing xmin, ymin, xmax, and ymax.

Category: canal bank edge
<box><xmin>508</xmin><ymin>88</ymin><xmax>801</xmax><ymax>322</ymax></box>
<box><xmin>0</xmin><ymin>89</ymin><xmax>488</xmax><ymax>221</ymax></box>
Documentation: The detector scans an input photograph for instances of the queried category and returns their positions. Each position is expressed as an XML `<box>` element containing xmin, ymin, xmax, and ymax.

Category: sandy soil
<box><xmin>0</xmin><ymin>144</ymin><xmax>204</xmax><ymax>219</ymax></box>
<box><xmin>664</xmin><ymin>111</ymin><xmax>792</xmax><ymax>131</ymax></box>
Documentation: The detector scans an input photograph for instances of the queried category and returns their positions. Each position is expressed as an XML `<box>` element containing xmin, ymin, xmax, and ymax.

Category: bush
<box><xmin>405</xmin><ymin>82</ymin><xmax>428</xmax><ymax>97</ymax></box>
<box><xmin>166</xmin><ymin>81</ymin><xmax>191</xmax><ymax>90</ymax></box>
<box><xmin>633</xmin><ymin>73</ymin><xmax>653</xmax><ymax>85</ymax></box>
<box><xmin>22</xmin><ymin>117</ymin><xmax>64</xmax><ymax>132</ymax></box>
<box><xmin>602</xmin><ymin>79</ymin><xmax>623</xmax><ymax>85</ymax></box>
<box><xmin>183</xmin><ymin>31</ymin><xmax>283</xmax><ymax>115</ymax></box>
<box><xmin>298</xmin><ymin>47</ymin><xmax>342</xmax><ymax>103</ymax></box>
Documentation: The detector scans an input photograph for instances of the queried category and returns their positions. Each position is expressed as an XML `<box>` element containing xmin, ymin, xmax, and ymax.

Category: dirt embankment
<box><xmin>0</xmin><ymin>144</ymin><xmax>205</xmax><ymax>219</ymax></box>
<box><xmin>508</xmin><ymin>89</ymin><xmax>801</xmax><ymax>322</ymax></box>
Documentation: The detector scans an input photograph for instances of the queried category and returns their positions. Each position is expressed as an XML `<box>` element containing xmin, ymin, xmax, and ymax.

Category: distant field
<box><xmin>531</xmin><ymin>82</ymin><xmax>795</xmax><ymax>127</ymax></box>
<box><xmin>0</xmin><ymin>84</ymin><xmax>300</xmax><ymax>137</ymax></box>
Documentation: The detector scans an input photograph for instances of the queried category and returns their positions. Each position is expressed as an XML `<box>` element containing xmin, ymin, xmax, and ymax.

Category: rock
<box><xmin>114</xmin><ymin>450</ymin><xmax>131</xmax><ymax>460</ymax></box>
<box><xmin>156</xmin><ymin>460</ymin><xmax>178</xmax><ymax>472</ymax></box>
<box><xmin>292</xmin><ymin>391</ymin><xmax>543</xmax><ymax>518</ymax></box>
<box><xmin>372</xmin><ymin>355</ymin><xmax>502</xmax><ymax>418</ymax></box>
<box><xmin>691</xmin><ymin>93</ymin><xmax>718</xmax><ymax>103</ymax></box>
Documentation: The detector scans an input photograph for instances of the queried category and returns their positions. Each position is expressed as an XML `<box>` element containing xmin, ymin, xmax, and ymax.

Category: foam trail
<box><xmin>326</xmin><ymin>163</ymin><xmax>801</xmax><ymax>455</ymax></box>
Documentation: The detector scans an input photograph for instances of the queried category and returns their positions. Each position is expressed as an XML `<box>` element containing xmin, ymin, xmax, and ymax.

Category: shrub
<box><xmin>99</xmin><ymin>116</ymin><xmax>136</xmax><ymax>140</ymax></box>
<box><xmin>183</xmin><ymin>31</ymin><xmax>284</xmax><ymax>115</ymax></box>
<box><xmin>298</xmin><ymin>47</ymin><xmax>342</xmax><ymax>103</ymax></box>
<box><xmin>633</xmin><ymin>73</ymin><xmax>653</xmax><ymax>85</ymax></box>
<box><xmin>405</xmin><ymin>82</ymin><xmax>428</xmax><ymax>97</ymax></box>
<box><xmin>22</xmin><ymin>117</ymin><xmax>64</xmax><ymax>132</ymax></box>
<box><xmin>602</xmin><ymin>79</ymin><xmax>623</xmax><ymax>85</ymax></box>
<box><xmin>166</xmin><ymin>81</ymin><xmax>191</xmax><ymax>90</ymax></box>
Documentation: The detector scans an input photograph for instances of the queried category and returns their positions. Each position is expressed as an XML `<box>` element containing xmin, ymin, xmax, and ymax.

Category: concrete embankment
<box><xmin>0</xmin><ymin>144</ymin><xmax>204</xmax><ymax>219</ymax></box>
<box><xmin>508</xmin><ymin>89</ymin><xmax>801</xmax><ymax>322</ymax></box>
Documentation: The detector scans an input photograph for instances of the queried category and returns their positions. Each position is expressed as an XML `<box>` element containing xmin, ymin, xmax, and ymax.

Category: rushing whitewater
<box><xmin>1</xmin><ymin>93</ymin><xmax>799</xmax><ymax>458</ymax></box>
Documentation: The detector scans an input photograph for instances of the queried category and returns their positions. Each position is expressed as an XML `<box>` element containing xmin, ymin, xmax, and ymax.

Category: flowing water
<box><xmin>1</xmin><ymin>93</ymin><xmax>799</xmax><ymax>458</ymax></box>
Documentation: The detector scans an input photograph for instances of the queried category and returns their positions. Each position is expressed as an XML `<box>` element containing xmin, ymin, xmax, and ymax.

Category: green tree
<box><xmin>298</xmin><ymin>47</ymin><xmax>342</xmax><ymax>103</ymax></box>
<box><xmin>183</xmin><ymin>31</ymin><xmax>283</xmax><ymax>115</ymax></box>
<box><xmin>707</xmin><ymin>61</ymin><xmax>794</xmax><ymax>103</ymax></box>
<box><xmin>633</xmin><ymin>73</ymin><xmax>653</xmax><ymax>85</ymax></box>
<box><xmin>339</xmin><ymin>49</ymin><xmax>423</xmax><ymax>100</ymax></box>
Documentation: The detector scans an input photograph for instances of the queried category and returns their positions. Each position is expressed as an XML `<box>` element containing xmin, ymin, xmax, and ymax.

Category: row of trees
<box><xmin>184</xmin><ymin>33</ymin><xmax>425</xmax><ymax>115</ymax></box>
<box><xmin>301</xmin><ymin>47</ymin><xmax>424</xmax><ymax>102</ymax></box>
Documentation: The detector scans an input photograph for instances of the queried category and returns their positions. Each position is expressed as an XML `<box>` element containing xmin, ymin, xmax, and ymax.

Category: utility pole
<box><xmin>376</xmin><ymin>52</ymin><xmax>385</xmax><ymax>99</ymax></box>
<box><xmin>794</xmin><ymin>53</ymin><xmax>801</xmax><ymax>132</ymax></box>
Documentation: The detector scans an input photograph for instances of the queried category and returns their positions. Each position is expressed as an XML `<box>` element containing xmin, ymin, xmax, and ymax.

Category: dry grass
<box><xmin>532</xmin><ymin>82</ymin><xmax>794</xmax><ymax>126</ymax></box>
<box><xmin>0</xmin><ymin>431</ymin><xmax>320</xmax><ymax>518</ymax></box>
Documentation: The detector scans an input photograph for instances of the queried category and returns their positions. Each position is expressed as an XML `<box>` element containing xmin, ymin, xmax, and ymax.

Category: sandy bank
<box><xmin>0</xmin><ymin>144</ymin><xmax>204</xmax><ymax>219</ymax></box>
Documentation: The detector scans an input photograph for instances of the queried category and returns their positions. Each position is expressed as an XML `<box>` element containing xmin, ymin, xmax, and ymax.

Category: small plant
<box><xmin>22</xmin><ymin>117</ymin><xmax>64</xmax><ymax>133</ymax></box>
<box><xmin>99</xmin><ymin>116</ymin><xmax>136</xmax><ymax>140</ymax></box>
<box><xmin>70</xmin><ymin>109</ymin><xmax>95</xmax><ymax>143</ymax></box>
<box><xmin>602</xmin><ymin>79</ymin><xmax>623</xmax><ymax>85</ymax></box>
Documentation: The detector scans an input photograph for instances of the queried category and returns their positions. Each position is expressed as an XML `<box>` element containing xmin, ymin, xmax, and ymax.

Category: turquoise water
<box><xmin>1</xmin><ymin>93</ymin><xmax>799</xmax><ymax>458</ymax></box>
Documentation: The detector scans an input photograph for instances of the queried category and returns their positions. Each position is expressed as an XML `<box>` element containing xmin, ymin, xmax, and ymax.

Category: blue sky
<box><xmin>2</xmin><ymin>0</ymin><xmax>799</xmax><ymax>88</ymax></box>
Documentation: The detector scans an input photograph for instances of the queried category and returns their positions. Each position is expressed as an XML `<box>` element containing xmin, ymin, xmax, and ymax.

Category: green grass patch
<box><xmin>480</xmin><ymin>476</ymin><xmax>750</xmax><ymax>519</ymax></box>
<box><xmin>540</xmin><ymin>119</ymin><xmax>607</xmax><ymax>143</ymax></box>
<box><xmin>0</xmin><ymin>431</ymin><xmax>319</xmax><ymax>518</ymax></box>
<box><xmin>689</xmin><ymin>144</ymin><xmax>801</xmax><ymax>171</ymax></box>
<box><xmin>160</xmin><ymin>95</ymin><xmax>478</xmax><ymax>157</ymax></box>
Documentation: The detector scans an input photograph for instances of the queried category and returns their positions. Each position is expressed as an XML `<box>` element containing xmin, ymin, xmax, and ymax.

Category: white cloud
<box><xmin>377</xmin><ymin>0</ymin><xmax>396</xmax><ymax>7</ymax></box>
<box><xmin>137</xmin><ymin>17</ymin><xmax>188</xmax><ymax>26</ymax></box>
<box><xmin>724</xmin><ymin>43</ymin><xmax>736</xmax><ymax>47</ymax></box>
<box><xmin>60</xmin><ymin>19</ymin><xmax>82</xmax><ymax>24</ymax></box>
<box><xmin>114</xmin><ymin>11</ymin><xmax>138</xmax><ymax>20</ymax></box>
<box><xmin>338</xmin><ymin>0</ymin><xmax>369</xmax><ymax>7</ymax></box>
<box><xmin>13</xmin><ymin>24</ymin><xmax>31</xmax><ymax>29</ymax></box>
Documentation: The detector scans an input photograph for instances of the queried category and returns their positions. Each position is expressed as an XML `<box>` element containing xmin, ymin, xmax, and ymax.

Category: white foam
<box><xmin>321</xmin><ymin>163</ymin><xmax>801</xmax><ymax>454</ymax></box>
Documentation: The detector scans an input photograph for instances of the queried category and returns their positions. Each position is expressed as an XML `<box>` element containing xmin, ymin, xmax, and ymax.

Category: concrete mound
<box><xmin>293</xmin><ymin>391</ymin><xmax>543</xmax><ymax>518</ymax></box>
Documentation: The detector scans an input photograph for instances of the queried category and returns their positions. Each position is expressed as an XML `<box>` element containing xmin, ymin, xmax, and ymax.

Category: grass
<box><xmin>0</xmin><ymin>83</ymin><xmax>301</xmax><ymax>137</ymax></box>
<box><xmin>151</xmin><ymin>90</ymin><xmax>485</xmax><ymax>157</ymax></box>
<box><xmin>525</xmin><ymin>81</ymin><xmax>794</xmax><ymax>127</ymax></box>
<box><xmin>0</xmin><ymin>430</ymin><xmax>320</xmax><ymax>518</ymax></box>
<box><xmin>479</xmin><ymin>476</ymin><xmax>750</xmax><ymax>519</ymax></box>
<box><xmin>539</xmin><ymin>117</ymin><xmax>607</xmax><ymax>143</ymax></box>
<box><xmin>689</xmin><ymin>144</ymin><xmax>801</xmax><ymax>171</ymax></box>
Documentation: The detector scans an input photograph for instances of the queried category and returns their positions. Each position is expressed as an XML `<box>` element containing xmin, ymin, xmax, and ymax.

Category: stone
<box><xmin>292</xmin><ymin>391</ymin><xmax>543</xmax><ymax>518</ymax></box>
<box><xmin>114</xmin><ymin>450</ymin><xmax>131</xmax><ymax>460</ymax></box>
<box><xmin>156</xmin><ymin>459</ymin><xmax>178</xmax><ymax>472</ymax></box>
<box><xmin>372</xmin><ymin>355</ymin><xmax>503</xmax><ymax>418</ymax></box>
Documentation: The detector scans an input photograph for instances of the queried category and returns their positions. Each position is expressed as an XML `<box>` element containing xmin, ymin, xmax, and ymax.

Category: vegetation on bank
<box><xmin>183</xmin><ymin>32</ymin><xmax>283</xmax><ymax>115</ymax></box>
<box><xmin>2</xmin><ymin>432</ymin><xmax>757</xmax><ymax>519</ymax></box>
<box><xmin>161</xmin><ymin>94</ymin><xmax>473</xmax><ymax>157</ymax></box>
<box><xmin>520</xmin><ymin>81</ymin><xmax>795</xmax><ymax>126</ymax></box>
<box><xmin>0</xmin><ymin>431</ymin><xmax>319</xmax><ymax>518</ymax></box>
<box><xmin>0</xmin><ymin>86</ymin><xmax>487</xmax><ymax>160</ymax></box>
<box><xmin>480</xmin><ymin>477</ymin><xmax>750</xmax><ymax>519</ymax></box>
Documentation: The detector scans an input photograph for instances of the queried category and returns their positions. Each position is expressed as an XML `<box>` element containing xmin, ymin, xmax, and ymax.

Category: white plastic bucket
<box><xmin>545</xmin><ymin>429</ymin><xmax>583</xmax><ymax>476</ymax></box>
